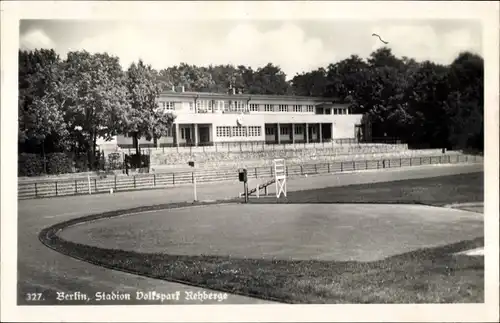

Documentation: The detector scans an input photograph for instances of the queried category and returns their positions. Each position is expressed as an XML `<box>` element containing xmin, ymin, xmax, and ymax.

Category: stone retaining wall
<box><xmin>151</xmin><ymin>149</ymin><xmax>452</xmax><ymax>172</ymax></box>
<box><xmin>150</xmin><ymin>144</ymin><xmax>410</xmax><ymax>166</ymax></box>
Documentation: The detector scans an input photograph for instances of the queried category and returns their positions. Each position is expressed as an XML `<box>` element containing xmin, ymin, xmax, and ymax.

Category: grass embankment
<box><xmin>41</xmin><ymin>172</ymin><xmax>484</xmax><ymax>303</ymax></box>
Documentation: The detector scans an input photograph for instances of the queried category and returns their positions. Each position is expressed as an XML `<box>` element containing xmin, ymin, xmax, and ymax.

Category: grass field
<box><xmin>42</xmin><ymin>172</ymin><xmax>484</xmax><ymax>304</ymax></box>
<box><xmin>251</xmin><ymin>172</ymin><xmax>484</xmax><ymax>206</ymax></box>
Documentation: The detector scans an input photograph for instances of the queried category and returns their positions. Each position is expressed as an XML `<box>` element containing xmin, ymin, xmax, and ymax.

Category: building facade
<box><xmin>114</xmin><ymin>88</ymin><xmax>364</xmax><ymax>148</ymax></box>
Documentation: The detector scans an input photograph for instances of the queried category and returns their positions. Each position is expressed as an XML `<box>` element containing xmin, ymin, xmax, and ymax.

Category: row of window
<box><xmin>216</xmin><ymin>126</ymin><xmax>262</xmax><ymax>138</ymax></box>
<box><xmin>264</xmin><ymin>126</ymin><xmax>317</xmax><ymax>136</ymax></box>
<box><xmin>159</xmin><ymin>101</ymin><xmax>328</xmax><ymax>113</ymax></box>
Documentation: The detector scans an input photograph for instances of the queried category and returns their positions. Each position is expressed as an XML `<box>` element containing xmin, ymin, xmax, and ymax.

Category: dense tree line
<box><xmin>292</xmin><ymin>48</ymin><xmax>483</xmax><ymax>151</ymax></box>
<box><xmin>19</xmin><ymin>49</ymin><xmax>175</xmax><ymax>168</ymax></box>
<box><xmin>19</xmin><ymin>47</ymin><xmax>483</xmax><ymax>169</ymax></box>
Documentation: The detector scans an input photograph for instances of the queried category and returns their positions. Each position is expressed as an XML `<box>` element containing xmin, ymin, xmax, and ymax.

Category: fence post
<box><xmin>328</xmin><ymin>163</ymin><xmax>330</xmax><ymax>173</ymax></box>
<box><xmin>133</xmin><ymin>176</ymin><xmax>136</xmax><ymax>188</ymax></box>
<box><xmin>365</xmin><ymin>160</ymin><xmax>368</xmax><ymax>170</ymax></box>
<box><xmin>388</xmin><ymin>160</ymin><xmax>391</xmax><ymax>168</ymax></box>
<box><xmin>410</xmin><ymin>158</ymin><xmax>412</xmax><ymax>167</ymax></box>
<box><xmin>35</xmin><ymin>183</ymin><xmax>38</xmax><ymax>198</ymax></box>
<box><xmin>172</xmin><ymin>173</ymin><xmax>175</xmax><ymax>185</ymax></box>
<box><xmin>75</xmin><ymin>180</ymin><xmax>78</xmax><ymax>194</ymax></box>
<box><xmin>153</xmin><ymin>174</ymin><xmax>156</xmax><ymax>187</ymax></box>
<box><xmin>420</xmin><ymin>156</ymin><xmax>422</xmax><ymax>165</ymax></box>
<box><xmin>192</xmin><ymin>172</ymin><xmax>194</xmax><ymax>184</ymax></box>
<box><xmin>300</xmin><ymin>165</ymin><xmax>303</xmax><ymax>175</ymax></box>
<box><xmin>377</xmin><ymin>160</ymin><xmax>380</xmax><ymax>169</ymax></box>
<box><xmin>255</xmin><ymin>167</ymin><xmax>258</xmax><ymax>178</ymax></box>
<box><xmin>448</xmin><ymin>155</ymin><xmax>451</xmax><ymax>163</ymax></box>
<box><xmin>400</xmin><ymin>158</ymin><xmax>402</xmax><ymax>167</ymax></box>
<box><xmin>286</xmin><ymin>166</ymin><xmax>289</xmax><ymax>177</ymax></box>
<box><xmin>114</xmin><ymin>176</ymin><xmax>117</xmax><ymax>191</ymax></box>
<box><xmin>314</xmin><ymin>164</ymin><xmax>318</xmax><ymax>174</ymax></box>
<box><xmin>340</xmin><ymin>162</ymin><xmax>343</xmax><ymax>172</ymax></box>
<box><xmin>94</xmin><ymin>178</ymin><xmax>97</xmax><ymax>192</ymax></box>
<box><xmin>353</xmin><ymin>161</ymin><xmax>355</xmax><ymax>170</ymax></box>
<box><xmin>55</xmin><ymin>182</ymin><xmax>58</xmax><ymax>196</ymax></box>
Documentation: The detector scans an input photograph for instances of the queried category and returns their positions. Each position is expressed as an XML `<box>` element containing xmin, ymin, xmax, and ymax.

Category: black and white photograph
<box><xmin>1</xmin><ymin>1</ymin><xmax>499</xmax><ymax>322</ymax></box>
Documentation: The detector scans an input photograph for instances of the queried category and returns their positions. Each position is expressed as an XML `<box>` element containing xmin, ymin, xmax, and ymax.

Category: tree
<box><xmin>125</xmin><ymin>60</ymin><xmax>176</xmax><ymax>156</ymax></box>
<box><xmin>291</xmin><ymin>68</ymin><xmax>328</xmax><ymax>97</ymax></box>
<box><xmin>325</xmin><ymin>55</ymin><xmax>369</xmax><ymax>105</ymax></box>
<box><xmin>445</xmin><ymin>52</ymin><xmax>484</xmax><ymax>151</ymax></box>
<box><xmin>251</xmin><ymin>63</ymin><xmax>291</xmax><ymax>95</ymax></box>
<box><xmin>60</xmin><ymin>51</ymin><xmax>130</xmax><ymax>168</ymax></box>
<box><xmin>18</xmin><ymin>49</ymin><xmax>68</xmax><ymax>154</ymax></box>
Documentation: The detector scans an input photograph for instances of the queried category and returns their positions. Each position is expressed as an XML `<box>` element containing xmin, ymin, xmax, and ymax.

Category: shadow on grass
<box><xmin>39</xmin><ymin>173</ymin><xmax>485</xmax><ymax>304</ymax></box>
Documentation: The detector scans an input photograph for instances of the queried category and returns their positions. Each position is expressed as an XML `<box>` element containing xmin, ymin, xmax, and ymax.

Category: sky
<box><xmin>19</xmin><ymin>19</ymin><xmax>482</xmax><ymax>79</ymax></box>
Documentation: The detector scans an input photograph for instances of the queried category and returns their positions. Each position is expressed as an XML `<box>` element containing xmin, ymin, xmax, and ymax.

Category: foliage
<box><xmin>18</xmin><ymin>46</ymin><xmax>484</xmax><ymax>176</ymax></box>
<box><xmin>18</xmin><ymin>49</ymin><xmax>68</xmax><ymax>147</ymax></box>
<box><xmin>107</xmin><ymin>153</ymin><xmax>123</xmax><ymax>170</ymax></box>
<box><xmin>18</xmin><ymin>153</ymin><xmax>45</xmax><ymax>177</ymax></box>
<box><xmin>125</xmin><ymin>60</ymin><xmax>176</xmax><ymax>155</ymax></box>
<box><xmin>46</xmin><ymin>152</ymin><xmax>73</xmax><ymax>175</ymax></box>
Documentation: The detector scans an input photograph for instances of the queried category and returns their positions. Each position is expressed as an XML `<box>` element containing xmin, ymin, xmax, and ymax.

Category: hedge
<box><xmin>46</xmin><ymin>153</ymin><xmax>73</xmax><ymax>175</ymax></box>
<box><xmin>18</xmin><ymin>153</ymin><xmax>45</xmax><ymax>177</ymax></box>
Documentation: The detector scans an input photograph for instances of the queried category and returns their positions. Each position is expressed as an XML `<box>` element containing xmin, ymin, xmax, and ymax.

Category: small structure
<box><xmin>273</xmin><ymin>158</ymin><xmax>287</xmax><ymax>199</ymax></box>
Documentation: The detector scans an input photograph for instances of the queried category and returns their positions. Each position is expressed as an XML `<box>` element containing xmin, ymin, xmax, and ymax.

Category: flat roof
<box><xmin>159</xmin><ymin>90</ymin><xmax>344</xmax><ymax>103</ymax></box>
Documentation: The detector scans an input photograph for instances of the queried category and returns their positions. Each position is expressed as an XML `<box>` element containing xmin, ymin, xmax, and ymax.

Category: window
<box><xmin>306</xmin><ymin>105</ymin><xmax>314</xmax><ymax>113</ymax></box>
<box><xmin>249</xmin><ymin>104</ymin><xmax>259</xmax><ymax>112</ymax></box>
<box><xmin>279</xmin><ymin>105</ymin><xmax>288</xmax><ymax>112</ymax></box>
<box><xmin>216</xmin><ymin>100</ymin><xmax>224</xmax><ymax>111</ymax></box>
<box><xmin>232</xmin><ymin>126</ymin><xmax>247</xmax><ymax>137</ymax></box>
<box><xmin>197</xmin><ymin>100</ymin><xmax>210</xmax><ymax>113</ymax></box>
<box><xmin>235</xmin><ymin>101</ymin><xmax>246</xmax><ymax>112</ymax></box>
<box><xmin>311</xmin><ymin>127</ymin><xmax>316</xmax><ymax>134</ymax></box>
<box><xmin>293</xmin><ymin>105</ymin><xmax>302</xmax><ymax>112</ymax></box>
<box><xmin>189</xmin><ymin>102</ymin><xmax>194</xmax><ymax>111</ymax></box>
<box><xmin>248</xmin><ymin>126</ymin><xmax>261</xmax><ymax>137</ymax></box>
<box><xmin>280</xmin><ymin>127</ymin><xmax>289</xmax><ymax>135</ymax></box>
<box><xmin>216</xmin><ymin>126</ymin><xmax>231</xmax><ymax>137</ymax></box>
<box><xmin>181</xmin><ymin>128</ymin><xmax>185</xmax><ymax>139</ymax></box>
<box><xmin>265</xmin><ymin>127</ymin><xmax>274</xmax><ymax>135</ymax></box>
<box><xmin>325</xmin><ymin>108</ymin><xmax>331</xmax><ymax>115</ymax></box>
<box><xmin>333</xmin><ymin>108</ymin><xmax>338</xmax><ymax>115</ymax></box>
<box><xmin>264</xmin><ymin>104</ymin><xmax>274</xmax><ymax>112</ymax></box>
<box><xmin>160</xmin><ymin>101</ymin><xmax>175</xmax><ymax>111</ymax></box>
<box><xmin>294</xmin><ymin>125</ymin><xmax>303</xmax><ymax>135</ymax></box>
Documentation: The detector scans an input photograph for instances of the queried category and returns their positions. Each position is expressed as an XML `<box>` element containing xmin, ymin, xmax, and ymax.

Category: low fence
<box><xmin>18</xmin><ymin>154</ymin><xmax>483</xmax><ymax>200</ymax></box>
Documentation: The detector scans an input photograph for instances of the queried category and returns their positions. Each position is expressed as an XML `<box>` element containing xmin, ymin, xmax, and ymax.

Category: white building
<box><xmin>114</xmin><ymin>87</ymin><xmax>364</xmax><ymax>148</ymax></box>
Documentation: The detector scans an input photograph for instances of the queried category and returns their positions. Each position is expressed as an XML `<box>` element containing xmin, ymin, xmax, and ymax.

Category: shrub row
<box><xmin>18</xmin><ymin>153</ymin><xmax>73</xmax><ymax>177</ymax></box>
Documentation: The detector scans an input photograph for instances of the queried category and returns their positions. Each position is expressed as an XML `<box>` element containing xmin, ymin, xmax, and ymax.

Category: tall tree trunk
<box><xmin>41</xmin><ymin>139</ymin><xmax>47</xmax><ymax>174</ymax></box>
<box><xmin>133</xmin><ymin>132</ymin><xmax>140</xmax><ymax>156</ymax></box>
<box><xmin>93</xmin><ymin>130</ymin><xmax>98</xmax><ymax>170</ymax></box>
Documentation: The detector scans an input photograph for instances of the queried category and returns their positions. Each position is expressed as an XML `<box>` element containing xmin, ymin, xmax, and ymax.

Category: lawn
<box><xmin>250</xmin><ymin>172</ymin><xmax>484</xmax><ymax>206</ymax></box>
<box><xmin>40</xmin><ymin>172</ymin><xmax>484</xmax><ymax>304</ymax></box>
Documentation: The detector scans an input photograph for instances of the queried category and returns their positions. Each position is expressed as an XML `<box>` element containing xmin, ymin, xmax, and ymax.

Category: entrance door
<box><xmin>199</xmin><ymin>127</ymin><xmax>209</xmax><ymax>143</ymax></box>
<box><xmin>184</xmin><ymin>128</ymin><xmax>191</xmax><ymax>145</ymax></box>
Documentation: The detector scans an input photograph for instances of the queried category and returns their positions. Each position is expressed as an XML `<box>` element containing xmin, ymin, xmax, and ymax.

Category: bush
<box><xmin>18</xmin><ymin>153</ymin><xmax>44</xmax><ymax>177</ymax></box>
<box><xmin>107</xmin><ymin>153</ymin><xmax>122</xmax><ymax>170</ymax></box>
<box><xmin>46</xmin><ymin>153</ymin><xmax>73</xmax><ymax>175</ymax></box>
<box><xmin>126</xmin><ymin>154</ymin><xmax>150</xmax><ymax>169</ymax></box>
